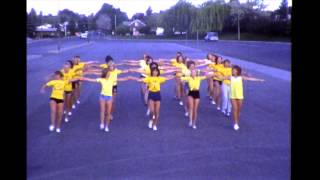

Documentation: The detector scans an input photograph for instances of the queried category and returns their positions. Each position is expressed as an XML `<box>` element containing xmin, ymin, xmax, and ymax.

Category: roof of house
<box><xmin>128</xmin><ymin>19</ymin><xmax>146</xmax><ymax>27</ymax></box>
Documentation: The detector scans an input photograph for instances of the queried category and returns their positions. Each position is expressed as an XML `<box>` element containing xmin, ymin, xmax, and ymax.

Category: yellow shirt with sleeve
<box><xmin>181</xmin><ymin>76</ymin><xmax>206</xmax><ymax>91</ymax></box>
<box><xmin>99</xmin><ymin>64</ymin><xmax>108</xmax><ymax>69</ymax></box>
<box><xmin>220</xmin><ymin>67</ymin><xmax>232</xmax><ymax>85</ymax></box>
<box><xmin>230</xmin><ymin>76</ymin><xmax>244</xmax><ymax>99</ymax></box>
<box><xmin>209</xmin><ymin>64</ymin><xmax>224</xmax><ymax>81</ymax></box>
<box><xmin>142</xmin><ymin>76</ymin><xmax>167</xmax><ymax>92</ymax></box>
<box><xmin>61</xmin><ymin>69</ymin><xmax>75</xmax><ymax>91</ymax></box>
<box><xmin>96</xmin><ymin>78</ymin><xmax>114</xmax><ymax>96</ymax></box>
<box><xmin>109</xmin><ymin>69</ymin><xmax>123</xmax><ymax>86</ymax></box>
<box><xmin>46</xmin><ymin>80</ymin><xmax>65</xmax><ymax>100</ymax></box>
<box><xmin>73</xmin><ymin>62</ymin><xmax>85</xmax><ymax>78</ymax></box>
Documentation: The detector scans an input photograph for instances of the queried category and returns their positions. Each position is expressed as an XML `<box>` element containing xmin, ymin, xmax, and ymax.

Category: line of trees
<box><xmin>27</xmin><ymin>0</ymin><xmax>291</xmax><ymax>38</ymax></box>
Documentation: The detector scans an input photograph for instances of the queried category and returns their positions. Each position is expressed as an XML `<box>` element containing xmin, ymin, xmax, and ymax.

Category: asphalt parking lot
<box><xmin>27</xmin><ymin>38</ymin><xmax>290</xmax><ymax>179</ymax></box>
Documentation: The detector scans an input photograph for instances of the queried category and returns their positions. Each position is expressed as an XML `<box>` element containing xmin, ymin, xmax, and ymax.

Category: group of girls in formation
<box><xmin>41</xmin><ymin>52</ymin><xmax>264</xmax><ymax>133</ymax></box>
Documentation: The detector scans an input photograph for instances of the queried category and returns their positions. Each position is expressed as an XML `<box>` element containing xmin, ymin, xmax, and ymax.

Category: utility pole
<box><xmin>114</xmin><ymin>14</ymin><xmax>117</xmax><ymax>36</ymax></box>
<box><xmin>237</xmin><ymin>7</ymin><xmax>240</xmax><ymax>40</ymax></box>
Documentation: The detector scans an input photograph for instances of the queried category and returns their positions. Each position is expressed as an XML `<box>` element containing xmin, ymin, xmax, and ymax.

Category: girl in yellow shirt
<box><xmin>220</xmin><ymin>59</ymin><xmax>233</xmax><ymax>117</ymax></box>
<box><xmin>72</xmin><ymin>55</ymin><xmax>98</xmax><ymax>108</ymax></box>
<box><xmin>180</xmin><ymin>69</ymin><xmax>213</xmax><ymax>129</ymax></box>
<box><xmin>208</xmin><ymin>56</ymin><xmax>224</xmax><ymax>110</ymax></box>
<box><xmin>41</xmin><ymin>71</ymin><xmax>78</xmax><ymax>133</ymax></box>
<box><xmin>131</xmin><ymin>67</ymin><xmax>174</xmax><ymax>131</ymax></box>
<box><xmin>61</xmin><ymin>60</ymin><xmax>76</xmax><ymax>122</ymax></box>
<box><xmin>222</xmin><ymin>65</ymin><xmax>264</xmax><ymax>131</ymax></box>
<box><xmin>171</xmin><ymin>55</ymin><xmax>187</xmax><ymax>106</ymax></box>
<box><xmin>79</xmin><ymin>68</ymin><xmax>131</xmax><ymax>132</ymax></box>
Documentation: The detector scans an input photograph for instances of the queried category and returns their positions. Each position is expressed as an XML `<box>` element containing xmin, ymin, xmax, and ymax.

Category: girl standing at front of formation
<box><xmin>41</xmin><ymin>71</ymin><xmax>78</xmax><ymax>133</ymax></box>
<box><xmin>131</xmin><ymin>68</ymin><xmax>174</xmax><ymax>131</ymax></box>
<box><xmin>79</xmin><ymin>68</ymin><xmax>131</xmax><ymax>132</ymax></box>
<box><xmin>180</xmin><ymin>69</ymin><xmax>213</xmax><ymax>129</ymax></box>
<box><xmin>223</xmin><ymin>65</ymin><xmax>264</xmax><ymax>130</ymax></box>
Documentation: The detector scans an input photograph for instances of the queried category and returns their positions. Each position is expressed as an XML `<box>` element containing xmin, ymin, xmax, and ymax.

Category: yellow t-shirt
<box><xmin>46</xmin><ymin>80</ymin><xmax>65</xmax><ymax>100</ymax></box>
<box><xmin>73</xmin><ymin>62</ymin><xmax>85</xmax><ymax>77</ymax></box>
<box><xmin>61</xmin><ymin>69</ymin><xmax>75</xmax><ymax>91</ymax></box>
<box><xmin>109</xmin><ymin>69</ymin><xmax>123</xmax><ymax>86</ymax></box>
<box><xmin>142</xmin><ymin>76</ymin><xmax>167</xmax><ymax>92</ymax></box>
<box><xmin>99</xmin><ymin>64</ymin><xmax>108</xmax><ymax>69</ymax></box>
<box><xmin>209</xmin><ymin>64</ymin><xmax>224</xmax><ymax>81</ymax></box>
<box><xmin>230</xmin><ymin>76</ymin><xmax>244</xmax><ymax>99</ymax></box>
<box><xmin>96</xmin><ymin>78</ymin><xmax>114</xmax><ymax>96</ymax></box>
<box><xmin>172</xmin><ymin>62</ymin><xmax>187</xmax><ymax>77</ymax></box>
<box><xmin>220</xmin><ymin>67</ymin><xmax>232</xmax><ymax>85</ymax></box>
<box><xmin>181</xmin><ymin>76</ymin><xmax>206</xmax><ymax>91</ymax></box>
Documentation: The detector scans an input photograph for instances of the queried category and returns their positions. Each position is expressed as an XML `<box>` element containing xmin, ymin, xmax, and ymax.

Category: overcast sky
<box><xmin>27</xmin><ymin>0</ymin><xmax>292</xmax><ymax>18</ymax></box>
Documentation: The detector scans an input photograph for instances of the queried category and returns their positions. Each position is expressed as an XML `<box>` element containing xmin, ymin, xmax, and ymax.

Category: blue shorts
<box><xmin>148</xmin><ymin>91</ymin><xmax>161</xmax><ymax>101</ymax></box>
<box><xmin>100</xmin><ymin>94</ymin><xmax>112</xmax><ymax>101</ymax></box>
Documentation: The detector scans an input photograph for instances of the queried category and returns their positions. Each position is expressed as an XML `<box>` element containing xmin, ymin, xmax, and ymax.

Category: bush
<box><xmin>115</xmin><ymin>25</ymin><xmax>130</xmax><ymax>35</ymax></box>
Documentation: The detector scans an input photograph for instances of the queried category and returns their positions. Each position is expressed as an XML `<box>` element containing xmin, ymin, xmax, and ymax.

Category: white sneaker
<box><xmin>226</xmin><ymin>112</ymin><xmax>231</xmax><ymax>117</ymax></box>
<box><xmin>221</xmin><ymin>110</ymin><xmax>226</xmax><ymax>115</ymax></box>
<box><xmin>148</xmin><ymin>120</ymin><xmax>153</xmax><ymax>128</ymax></box>
<box><xmin>185</xmin><ymin>112</ymin><xmax>189</xmax><ymax>117</ymax></box>
<box><xmin>105</xmin><ymin>126</ymin><xmax>109</xmax><ymax>132</ymax></box>
<box><xmin>152</xmin><ymin>115</ymin><xmax>155</xmax><ymax>119</ymax></box>
<box><xmin>192</xmin><ymin>125</ymin><xmax>197</xmax><ymax>129</ymax></box>
<box><xmin>64</xmin><ymin>111</ymin><xmax>67</xmax><ymax>114</ymax></box>
<box><xmin>68</xmin><ymin>112</ymin><xmax>72</xmax><ymax>116</ymax></box>
<box><xmin>211</xmin><ymin>100</ymin><xmax>216</xmax><ymax>105</ymax></box>
<box><xmin>76</xmin><ymin>100</ymin><xmax>80</xmax><ymax>104</ymax></box>
<box><xmin>64</xmin><ymin>117</ymin><xmax>69</xmax><ymax>122</ymax></box>
<box><xmin>49</xmin><ymin>125</ymin><xmax>55</xmax><ymax>131</ymax></box>
<box><xmin>234</xmin><ymin>124</ymin><xmax>240</xmax><ymax>131</ymax></box>
<box><xmin>179</xmin><ymin>101</ymin><xmax>183</xmax><ymax>106</ymax></box>
<box><xmin>72</xmin><ymin>105</ymin><xmax>76</xmax><ymax>109</ymax></box>
<box><xmin>146</xmin><ymin>109</ymin><xmax>150</xmax><ymax>116</ymax></box>
<box><xmin>100</xmin><ymin>124</ymin><xmax>104</xmax><ymax>130</ymax></box>
<box><xmin>217</xmin><ymin>107</ymin><xmax>221</xmax><ymax>111</ymax></box>
<box><xmin>110</xmin><ymin>115</ymin><xmax>113</xmax><ymax>120</ymax></box>
<box><xmin>152</xmin><ymin>126</ymin><xmax>157</xmax><ymax>131</ymax></box>
<box><xmin>188</xmin><ymin>121</ymin><xmax>192</xmax><ymax>127</ymax></box>
<box><xmin>56</xmin><ymin>128</ymin><xmax>61</xmax><ymax>133</ymax></box>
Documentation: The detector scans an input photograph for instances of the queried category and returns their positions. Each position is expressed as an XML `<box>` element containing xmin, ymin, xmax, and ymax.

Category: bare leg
<box><xmin>111</xmin><ymin>93</ymin><xmax>116</xmax><ymax>119</ymax></box>
<box><xmin>66</xmin><ymin>93</ymin><xmax>72</xmax><ymax>113</ymax></box>
<box><xmin>208</xmin><ymin>79</ymin><xmax>214</xmax><ymax>98</ymax></box>
<box><xmin>231</xmin><ymin>99</ymin><xmax>238</xmax><ymax>124</ymax></box>
<box><xmin>188</xmin><ymin>96</ymin><xmax>194</xmax><ymax>124</ymax></box>
<box><xmin>56</xmin><ymin>102</ymin><xmax>64</xmax><ymax>129</ymax></box>
<box><xmin>105</xmin><ymin>100</ymin><xmax>113</xmax><ymax>126</ymax></box>
<box><xmin>149</xmin><ymin>100</ymin><xmax>155</xmax><ymax>120</ymax></box>
<box><xmin>99</xmin><ymin>98</ymin><xmax>106</xmax><ymax>126</ymax></box>
<box><xmin>49</xmin><ymin>100</ymin><xmax>57</xmax><ymax>127</ymax></box>
<box><xmin>237</xmin><ymin>99</ymin><xmax>243</xmax><ymax>124</ymax></box>
<box><xmin>154</xmin><ymin>101</ymin><xmax>161</xmax><ymax>126</ymax></box>
<box><xmin>193</xmin><ymin>98</ymin><xmax>200</xmax><ymax>126</ymax></box>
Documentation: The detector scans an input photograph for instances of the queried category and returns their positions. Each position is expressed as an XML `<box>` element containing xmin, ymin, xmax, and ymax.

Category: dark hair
<box><xmin>146</xmin><ymin>55</ymin><xmax>153</xmax><ymax>64</ymax></box>
<box><xmin>54</xmin><ymin>71</ymin><xmax>63</xmax><ymax>78</ymax></box>
<box><xmin>232</xmin><ymin>65</ymin><xmax>242</xmax><ymax>76</ymax></box>
<box><xmin>101</xmin><ymin>68</ymin><xmax>109</xmax><ymax>78</ymax></box>
<box><xmin>177</xmin><ymin>51</ymin><xmax>182</xmax><ymax>55</ymax></box>
<box><xmin>151</xmin><ymin>67</ymin><xmax>160</xmax><ymax>76</ymax></box>
<box><xmin>187</xmin><ymin>60</ymin><xmax>195</xmax><ymax>69</ymax></box>
<box><xmin>149</xmin><ymin>62</ymin><xmax>159</xmax><ymax>69</ymax></box>
<box><xmin>67</xmin><ymin>60</ymin><xmax>74</xmax><ymax>69</ymax></box>
<box><xmin>206</xmin><ymin>53</ymin><xmax>213</xmax><ymax>60</ymax></box>
<box><xmin>176</xmin><ymin>55</ymin><xmax>184</xmax><ymax>63</ymax></box>
<box><xmin>223</xmin><ymin>59</ymin><xmax>230</xmax><ymax>65</ymax></box>
<box><xmin>105</xmin><ymin>55</ymin><xmax>113</xmax><ymax>63</ymax></box>
<box><xmin>74</xmin><ymin>55</ymin><xmax>80</xmax><ymax>59</ymax></box>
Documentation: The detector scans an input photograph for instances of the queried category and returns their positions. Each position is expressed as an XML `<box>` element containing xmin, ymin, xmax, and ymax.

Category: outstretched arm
<box><xmin>242</xmin><ymin>75</ymin><xmax>265</xmax><ymax>82</ymax></box>
<box><xmin>79</xmin><ymin>77</ymin><xmax>98</xmax><ymax>83</ymax></box>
